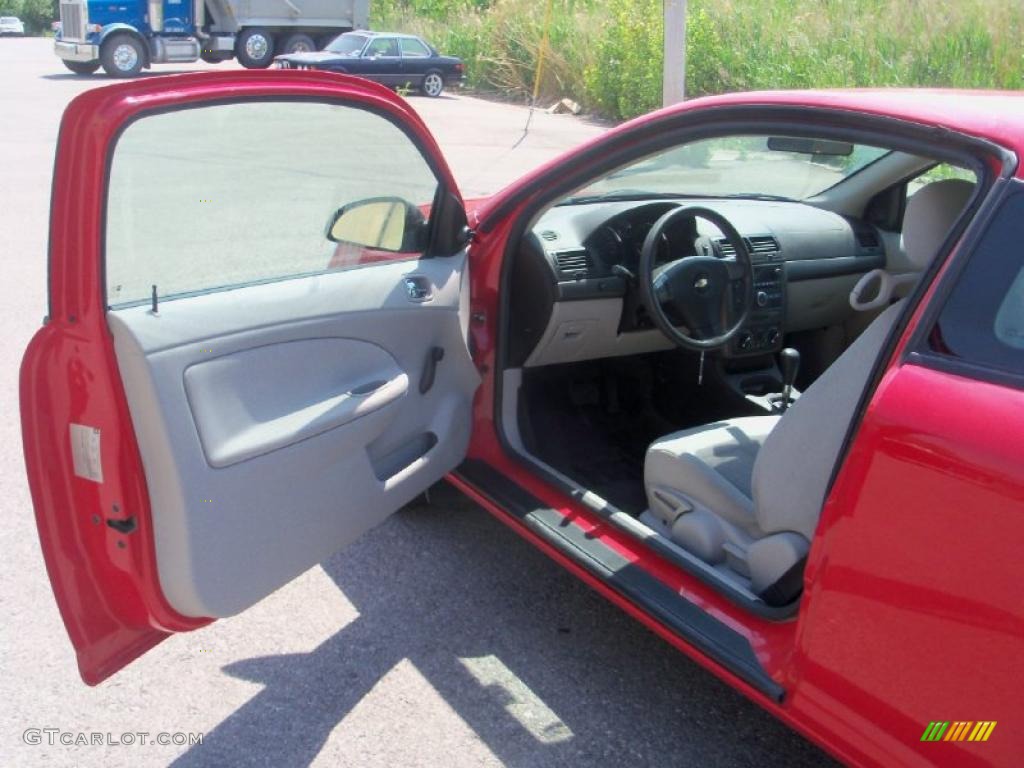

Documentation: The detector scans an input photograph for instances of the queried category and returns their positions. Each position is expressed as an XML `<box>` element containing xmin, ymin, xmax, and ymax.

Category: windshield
<box><xmin>563</xmin><ymin>136</ymin><xmax>890</xmax><ymax>203</ymax></box>
<box><xmin>326</xmin><ymin>33</ymin><xmax>368</xmax><ymax>55</ymax></box>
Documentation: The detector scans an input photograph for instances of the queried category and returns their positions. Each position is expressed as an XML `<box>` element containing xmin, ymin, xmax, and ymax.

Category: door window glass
<box><xmin>105</xmin><ymin>100</ymin><xmax>439</xmax><ymax>307</ymax></box>
<box><xmin>399</xmin><ymin>38</ymin><xmax>431</xmax><ymax>58</ymax></box>
<box><xmin>365</xmin><ymin>38</ymin><xmax>399</xmax><ymax>57</ymax></box>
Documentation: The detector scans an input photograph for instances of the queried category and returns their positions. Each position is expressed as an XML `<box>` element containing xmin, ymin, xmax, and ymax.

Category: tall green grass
<box><xmin>373</xmin><ymin>0</ymin><xmax>1024</xmax><ymax>119</ymax></box>
<box><xmin>0</xmin><ymin>0</ymin><xmax>56</xmax><ymax>34</ymax></box>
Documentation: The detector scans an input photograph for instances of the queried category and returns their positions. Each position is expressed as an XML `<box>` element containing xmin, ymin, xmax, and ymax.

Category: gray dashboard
<box><xmin>533</xmin><ymin>198</ymin><xmax>885</xmax><ymax>287</ymax></box>
<box><xmin>508</xmin><ymin>198</ymin><xmax>891</xmax><ymax>368</ymax></box>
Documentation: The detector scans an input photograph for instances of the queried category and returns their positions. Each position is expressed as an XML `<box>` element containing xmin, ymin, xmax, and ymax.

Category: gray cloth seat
<box><xmin>643</xmin><ymin>179</ymin><xmax>975</xmax><ymax>602</ymax></box>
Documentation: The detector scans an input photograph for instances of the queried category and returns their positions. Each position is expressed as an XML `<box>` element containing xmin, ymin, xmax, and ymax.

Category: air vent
<box><xmin>554</xmin><ymin>250</ymin><xmax>590</xmax><ymax>277</ymax></box>
<box><xmin>747</xmin><ymin>235</ymin><xmax>780</xmax><ymax>253</ymax></box>
<box><xmin>856</xmin><ymin>229</ymin><xmax>880</xmax><ymax>249</ymax></box>
<box><xmin>540</xmin><ymin>230</ymin><xmax>559</xmax><ymax>242</ymax></box>
<box><xmin>716</xmin><ymin>236</ymin><xmax>779</xmax><ymax>258</ymax></box>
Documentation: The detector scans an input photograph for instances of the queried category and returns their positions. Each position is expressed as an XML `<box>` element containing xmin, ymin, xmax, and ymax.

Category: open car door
<box><xmin>20</xmin><ymin>71</ymin><xmax>480</xmax><ymax>684</ymax></box>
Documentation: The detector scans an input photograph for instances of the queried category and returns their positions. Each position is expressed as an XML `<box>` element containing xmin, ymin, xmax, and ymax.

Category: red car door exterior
<box><xmin>791</xmin><ymin>182</ymin><xmax>1024</xmax><ymax>767</ymax></box>
<box><xmin>20</xmin><ymin>70</ymin><xmax>472</xmax><ymax>684</ymax></box>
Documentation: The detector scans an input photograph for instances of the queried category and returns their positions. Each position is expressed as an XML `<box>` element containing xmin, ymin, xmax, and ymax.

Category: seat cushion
<box><xmin>644</xmin><ymin>415</ymin><xmax>806</xmax><ymax>601</ymax></box>
<box><xmin>644</xmin><ymin>415</ymin><xmax>780</xmax><ymax>536</ymax></box>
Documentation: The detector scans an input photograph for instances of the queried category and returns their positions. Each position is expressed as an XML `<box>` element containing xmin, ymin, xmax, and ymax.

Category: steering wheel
<box><xmin>638</xmin><ymin>206</ymin><xmax>754</xmax><ymax>351</ymax></box>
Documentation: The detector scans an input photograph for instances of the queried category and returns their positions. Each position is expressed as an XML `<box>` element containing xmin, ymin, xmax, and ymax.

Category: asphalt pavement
<box><xmin>0</xmin><ymin>37</ymin><xmax>835</xmax><ymax>767</ymax></box>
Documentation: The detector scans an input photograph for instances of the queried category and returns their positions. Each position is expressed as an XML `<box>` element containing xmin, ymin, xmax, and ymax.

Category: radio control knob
<box><xmin>756</xmin><ymin>290</ymin><xmax>769</xmax><ymax>307</ymax></box>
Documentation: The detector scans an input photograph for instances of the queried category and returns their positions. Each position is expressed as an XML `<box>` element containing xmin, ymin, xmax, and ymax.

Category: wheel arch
<box><xmin>98</xmin><ymin>25</ymin><xmax>150</xmax><ymax>67</ymax></box>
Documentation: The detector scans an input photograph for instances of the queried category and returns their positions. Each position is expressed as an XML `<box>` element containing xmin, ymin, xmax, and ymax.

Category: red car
<box><xmin>21</xmin><ymin>72</ymin><xmax>1023</xmax><ymax>767</ymax></box>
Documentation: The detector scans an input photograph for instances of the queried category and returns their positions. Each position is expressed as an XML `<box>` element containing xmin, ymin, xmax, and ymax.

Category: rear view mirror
<box><xmin>326</xmin><ymin>197</ymin><xmax>427</xmax><ymax>253</ymax></box>
<box><xmin>767</xmin><ymin>137</ymin><xmax>854</xmax><ymax>156</ymax></box>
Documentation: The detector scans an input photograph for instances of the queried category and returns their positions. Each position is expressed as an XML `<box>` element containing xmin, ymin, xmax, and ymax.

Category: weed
<box><xmin>372</xmin><ymin>0</ymin><xmax>1024</xmax><ymax>119</ymax></box>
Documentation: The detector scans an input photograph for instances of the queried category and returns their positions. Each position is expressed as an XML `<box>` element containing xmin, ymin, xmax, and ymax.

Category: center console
<box><xmin>727</xmin><ymin>239</ymin><xmax>786</xmax><ymax>357</ymax></box>
<box><xmin>719</xmin><ymin>348</ymin><xmax>802</xmax><ymax>415</ymax></box>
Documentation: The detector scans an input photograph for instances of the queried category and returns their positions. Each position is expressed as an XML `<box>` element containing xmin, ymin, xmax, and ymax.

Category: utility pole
<box><xmin>663</xmin><ymin>0</ymin><xmax>687</xmax><ymax>107</ymax></box>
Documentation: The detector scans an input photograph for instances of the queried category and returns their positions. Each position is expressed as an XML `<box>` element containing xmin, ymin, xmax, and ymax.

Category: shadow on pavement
<box><xmin>170</xmin><ymin>483</ymin><xmax>835</xmax><ymax>767</ymax></box>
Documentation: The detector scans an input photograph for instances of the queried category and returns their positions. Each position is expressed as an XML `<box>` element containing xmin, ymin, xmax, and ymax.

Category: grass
<box><xmin>371</xmin><ymin>0</ymin><xmax>1024</xmax><ymax>119</ymax></box>
<box><xmin>0</xmin><ymin>0</ymin><xmax>56</xmax><ymax>35</ymax></box>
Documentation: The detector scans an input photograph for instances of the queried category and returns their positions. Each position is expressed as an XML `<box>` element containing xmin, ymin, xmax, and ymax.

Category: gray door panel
<box><xmin>108</xmin><ymin>255</ymin><xmax>479</xmax><ymax>618</ymax></box>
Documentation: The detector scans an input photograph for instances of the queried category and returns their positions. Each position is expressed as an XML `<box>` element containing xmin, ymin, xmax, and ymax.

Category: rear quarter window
<box><xmin>928</xmin><ymin>187</ymin><xmax>1024</xmax><ymax>378</ymax></box>
<box><xmin>909</xmin><ymin>162</ymin><xmax>978</xmax><ymax>196</ymax></box>
<box><xmin>399</xmin><ymin>38</ymin><xmax>431</xmax><ymax>58</ymax></box>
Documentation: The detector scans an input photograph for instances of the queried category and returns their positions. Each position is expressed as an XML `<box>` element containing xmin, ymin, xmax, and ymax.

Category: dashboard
<box><xmin>508</xmin><ymin>197</ymin><xmax>889</xmax><ymax>368</ymax></box>
<box><xmin>583</xmin><ymin>204</ymin><xmax>689</xmax><ymax>275</ymax></box>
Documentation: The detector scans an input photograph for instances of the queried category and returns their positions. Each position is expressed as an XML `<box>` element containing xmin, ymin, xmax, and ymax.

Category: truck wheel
<box><xmin>62</xmin><ymin>60</ymin><xmax>100</xmax><ymax>75</ymax></box>
<box><xmin>236</xmin><ymin>28</ymin><xmax>275</xmax><ymax>68</ymax></box>
<box><xmin>421</xmin><ymin>71</ymin><xmax>445</xmax><ymax>98</ymax></box>
<box><xmin>100</xmin><ymin>34</ymin><xmax>144</xmax><ymax>77</ymax></box>
<box><xmin>281</xmin><ymin>33</ymin><xmax>316</xmax><ymax>54</ymax></box>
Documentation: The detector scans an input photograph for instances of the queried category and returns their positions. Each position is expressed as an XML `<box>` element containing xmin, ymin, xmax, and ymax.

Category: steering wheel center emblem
<box><xmin>694</xmin><ymin>274</ymin><xmax>710</xmax><ymax>292</ymax></box>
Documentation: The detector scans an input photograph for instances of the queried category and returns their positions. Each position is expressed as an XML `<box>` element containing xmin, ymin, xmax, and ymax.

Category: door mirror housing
<box><xmin>326</xmin><ymin>197</ymin><xmax>427</xmax><ymax>253</ymax></box>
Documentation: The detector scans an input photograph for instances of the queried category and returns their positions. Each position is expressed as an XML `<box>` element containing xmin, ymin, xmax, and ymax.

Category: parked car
<box><xmin>0</xmin><ymin>16</ymin><xmax>25</xmax><ymax>35</ymax></box>
<box><xmin>22</xmin><ymin>73</ymin><xmax>1024</xmax><ymax>768</ymax></box>
<box><xmin>275</xmin><ymin>30</ymin><xmax>464</xmax><ymax>96</ymax></box>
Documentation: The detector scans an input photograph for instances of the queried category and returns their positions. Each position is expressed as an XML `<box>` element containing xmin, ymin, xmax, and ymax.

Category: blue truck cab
<box><xmin>55</xmin><ymin>0</ymin><xmax>179</xmax><ymax>73</ymax></box>
<box><xmin>54</xmin><ymin>0</ymin><xmax>368</xmax><ymax>77</ymax></box>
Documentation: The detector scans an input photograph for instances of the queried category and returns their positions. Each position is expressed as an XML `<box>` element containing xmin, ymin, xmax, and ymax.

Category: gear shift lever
<box><xmin>778</xmin><ymin>347</ymin><xmax>800</xmax><ymax>413</ymax></box>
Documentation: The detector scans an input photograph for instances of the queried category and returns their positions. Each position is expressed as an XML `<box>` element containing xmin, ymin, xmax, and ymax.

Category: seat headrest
<box><xmin>902</xmin><ymin>178</ymin><xmax>975</xmax><ymax>270</ymax></box>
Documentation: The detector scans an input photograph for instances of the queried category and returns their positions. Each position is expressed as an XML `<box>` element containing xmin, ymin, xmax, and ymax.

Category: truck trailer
<box><xmin>54</xmin><ymin>0</ymin><xmax>370</xmax><ymax>76</ymax></box>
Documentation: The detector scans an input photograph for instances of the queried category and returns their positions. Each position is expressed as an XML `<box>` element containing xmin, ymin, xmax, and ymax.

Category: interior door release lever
<box><xmin>419</xmin><ymin>346</ymin><xmax>445</xmax><ymax>394</ymax></box>
<box><xmin>404</xmin><ymin>276</ymin><xmax>432</xmax><ymax>302</ymax></box>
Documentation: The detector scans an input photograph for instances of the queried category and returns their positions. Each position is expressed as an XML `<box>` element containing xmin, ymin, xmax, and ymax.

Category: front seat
<box><xmin>643</xmin><ymin>179</ymin><xmax>975</xmax><ymax>604</ymax></box>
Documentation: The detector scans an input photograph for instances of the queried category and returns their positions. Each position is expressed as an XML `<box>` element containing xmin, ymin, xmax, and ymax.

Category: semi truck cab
<box><xmin>54</xmin><ymin>0</ymin><xmax>369</xmax><ymax>76</ymax></box>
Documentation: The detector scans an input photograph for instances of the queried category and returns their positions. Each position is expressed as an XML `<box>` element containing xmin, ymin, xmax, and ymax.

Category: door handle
<box><xmin>404</xmin><ymin>276</ymin><xmax>432</xmax><ymax>302</ymax></box>
<box><xmin>419</xmin><ymin>346</ymin><xmax>445</xmax><ymax>394</ymax></box>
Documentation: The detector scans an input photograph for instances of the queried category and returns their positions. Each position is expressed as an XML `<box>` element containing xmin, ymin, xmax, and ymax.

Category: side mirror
<box><xmin>325</xmin><ymin>197</ymin><xmax>427</xmax><ymax>253</ymax></box>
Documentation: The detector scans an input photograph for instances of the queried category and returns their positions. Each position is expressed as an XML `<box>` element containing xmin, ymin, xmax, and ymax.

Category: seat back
<box><xmin>750</xmin><ymin>179</ymin><xmax>974</xmax><ymax>539</ymax></box>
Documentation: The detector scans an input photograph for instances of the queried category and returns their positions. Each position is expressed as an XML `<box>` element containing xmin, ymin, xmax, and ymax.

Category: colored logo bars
<box><xmin>920</xmin><ymin>721</ymin><xmax>997</xmax><ymax>742</ymax></box>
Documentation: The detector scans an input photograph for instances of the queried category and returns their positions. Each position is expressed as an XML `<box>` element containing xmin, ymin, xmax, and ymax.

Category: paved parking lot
<box><xmin>0</xmin><ymin>37</ymin><xmax>834</xmax><ymax>767</ymax></box>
